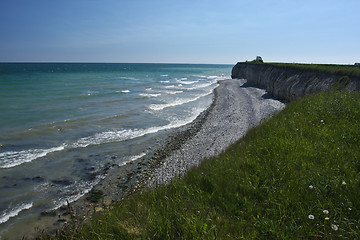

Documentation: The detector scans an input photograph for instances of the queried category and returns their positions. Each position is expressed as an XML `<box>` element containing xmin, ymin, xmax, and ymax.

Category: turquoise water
<box><xmin>0</xmin><ymin>63</ymin><xmax>231</xmax><ymax>236</ymax></box>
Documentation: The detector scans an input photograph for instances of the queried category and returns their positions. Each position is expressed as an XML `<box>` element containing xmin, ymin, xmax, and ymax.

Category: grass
<box><xmin>247</xmin><ymin>61</ymin><xmax>360</xmax><ymax>78</ymax></box>
<box><xmin>46</xmin><ymin>90</ymin><xmax>360</xmax><ymax>239</ymax></box>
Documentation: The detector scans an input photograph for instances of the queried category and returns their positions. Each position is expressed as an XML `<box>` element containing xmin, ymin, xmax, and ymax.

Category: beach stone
<box><xmin>32</xmin><ymin>176</ymin><xmax>45</xmax><ymax>182</ymax></box>
<box><xmin>51</xmin><ymin>179</ymin><xmax>73</xmax><ymax>186</ymax></box>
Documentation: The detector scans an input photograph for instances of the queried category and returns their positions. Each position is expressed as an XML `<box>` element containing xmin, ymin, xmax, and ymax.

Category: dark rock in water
<box><xmin>32</xmin><ymin>176</ymin><xmax>45</xmax><ymax>182</ymax></box>
<box><xmin>84</xmin><ymin>166</ymin><xmax>95</xmax><ymax>171</ymax></box>
<box><xmin>87</xmin><ymin>173</ymin><xmax>97</xmax><ymax>181</ymax></box>
<box><xmin>76</xmin><ymin>158</ymin><xmax>86</xmax><ymax>162</ymax></box>
<box><xmin>111</xmin><ymin>156</ymin><xmax>116</xmax><ymax>159</ymax></box>
<box><xmin>86</xmin><ymin>190</ymin><xmax>104</xmax><ymax>203</ymax></box>
<box><xmin>51</xmin><ymin>179</ymin><xmax>73</xmax><ymax>186</ymax></box>
<box><xmin>41</xmin><ymin>210</ymin><xmax>57</xmax><ymax>217</ymax></box>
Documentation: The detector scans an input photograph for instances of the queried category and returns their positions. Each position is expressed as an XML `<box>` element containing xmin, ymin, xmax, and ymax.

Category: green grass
<box><xmin>249</xmin><ymin>61</ymin><xmax>360</xmax><ymax>78</ymax></box>
<box><xmin>47</xmin><ymin>90</ymin><xmax>360</xmax><ymax>239</ymax></box>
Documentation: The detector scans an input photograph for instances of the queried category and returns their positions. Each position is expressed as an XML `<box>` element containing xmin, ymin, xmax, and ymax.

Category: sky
<box><xmin>1</xmin><ymin>0</ymin><xmax>359</xmax><ymax>64</ymax></box>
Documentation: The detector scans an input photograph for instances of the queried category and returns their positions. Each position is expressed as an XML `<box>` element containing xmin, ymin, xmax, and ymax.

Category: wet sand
<box><xmin>9</xmin><ymin>79</ymin><xmax>285</xmax><ymax>239</ymax></box>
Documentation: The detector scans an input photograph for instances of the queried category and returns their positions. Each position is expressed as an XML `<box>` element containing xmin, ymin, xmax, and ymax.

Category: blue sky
<box><xmin>1</xmin><ymin>0</ymin><xmax>359</xmax><ymax>64</ymax></box>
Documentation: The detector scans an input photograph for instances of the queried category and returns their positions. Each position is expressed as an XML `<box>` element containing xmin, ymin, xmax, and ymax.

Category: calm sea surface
<box><xmin>0</xmin><ymin>63</ymin><xmax>231</xmax><ymax>237</ymax></box>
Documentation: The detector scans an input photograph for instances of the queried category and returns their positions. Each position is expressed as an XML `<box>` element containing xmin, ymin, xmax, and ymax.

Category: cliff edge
<box><xmin>231</xmin><ymin>62</ymin><xmax>360</xmax><ymax>101</ymax></box>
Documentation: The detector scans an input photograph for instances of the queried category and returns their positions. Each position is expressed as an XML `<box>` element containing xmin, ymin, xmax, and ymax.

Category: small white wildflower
<box><xmin>325</xmin><ymin>217</ymin><xmax>330</xmax><ymax>221</ymax></box>
<box><xmin>320</xmin><ymin>120</ymin><xmax>324</xmax><ymax>124</ymax></box>
<box><xmin>348</xmin><ymin>208</ymin><xmax>352</xmax><ymax>211</ymax></box>
<box><xmin>342</xmin><ymin>180</ymin><xmax>346</xmax><ymax>185</ymax></box>
<box><xmin>308</xmin><ymin>214</ymin><xmax>315</xmax><ymax>220</ymax></box>
<box><xmin>309</xmin><ymin>185</ymin><xmax>314</xmax><ymax>189</ymax></box>
<box><xmin>323</xmin><ymin>210</ymin><xmax>329</xmax><ymax>214</ymax></box>
<box><xmin>331</xmin><ymin>224</ymin><xmax>339</xmax><ymax>231</ymax></box>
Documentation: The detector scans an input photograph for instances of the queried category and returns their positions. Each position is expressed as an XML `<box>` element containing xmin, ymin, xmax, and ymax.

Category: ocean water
<box><xmin>0</xmin><ymin>63</ymin><xmax>231</xmax><ymax>237</ymax></box>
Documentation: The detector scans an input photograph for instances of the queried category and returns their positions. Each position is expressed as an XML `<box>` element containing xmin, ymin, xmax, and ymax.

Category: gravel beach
<box><xmin>147</xmin><ymin>78</ymin><xmax>285</xmax><ymax>186</ymax></box>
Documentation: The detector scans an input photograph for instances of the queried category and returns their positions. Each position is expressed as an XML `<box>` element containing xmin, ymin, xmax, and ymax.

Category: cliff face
<box><xmin>231</xmin><ymin>62</ymin><xmax>360</xmax><ymax>101</ymax></box>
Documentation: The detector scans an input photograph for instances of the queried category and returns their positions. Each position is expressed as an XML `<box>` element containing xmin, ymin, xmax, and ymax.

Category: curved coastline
<box><xmin>68</xmin><ymin>78</ymin><xmax>285</xmax><ymax>218</ymax></box>
<box><xmin>7</xmin><ymin>79</ymin><xmax>285</xmax><ymax>239</ymax></box>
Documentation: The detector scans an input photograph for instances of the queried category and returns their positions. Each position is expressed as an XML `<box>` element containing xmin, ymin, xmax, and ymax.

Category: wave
<box><xmin>139</xmin><ymin>93</ymin><xmax>161</xmax><ymax>98</ymax></box>
<box><xmin>160</xmin><ymin>75</ymin><xmax>168</xmax><ymax>77</ymax></box>
<box><xmin>185</xmin><ymin>82</ymin><xmax>217</xmax><ymax>90</ymax></box>
<box><xmin>51</xmin><ymin>174</ymin><xmax>105</xmax><ymax>211</ymax></box>
<box><xmin>149</xmin><ymin>90</ymin><xmax>213</xmax><ymax>111</ymax></box>
<box><xmin>117</xmin><ymin>77</ymin><xmax>139</xmax><ymax>81</ymax></box>
<box><xmin>206</xmin><ymin>75</ymin><xmax>220</xmax><ymax>79</ymax></box>
<box><xmin>163</xmin><ymin>90</ymin><xmax>183</xmax><ymax>95</ymax></box>
<box><xmin>163</xmin><ymin>85</ymin><xmax>177</xmax><ymax>89</ymax></box>
<box><xmin>72</xmin><ymin>109</ymin><xmax>206</xmax><ymax>149</ymax></box>
<box><xmin>160</xmin><ymin>80</ymin><xmax>170</xmax><ymax>83</ymax></box>
<box><xmin>119</xmin><ymin>90</ymin><xmax>130</xmax><ymax>93</ymax></box>
<box><xmin>84</xmin><ymin>91</ymin><xmax>99</xmax><ymax>96</ymax></box>
<box><xmin>0</xmin><ymin>145</ymin><xmax>66</xmax><ymax>169</ymax></box>
<box><xmin>177</xmin><ymin>79</ymin><xmax>199</xmax><ymax>85</ymax></box>
<box><xmin>118</xmin><ymin>153</ymin><xmax>147</xmax><ymax>167</ymax></box>
<box><xmin>0</xmin><ymin>202</ymin><xmax>33</xmax><ymax>225</ymax></box>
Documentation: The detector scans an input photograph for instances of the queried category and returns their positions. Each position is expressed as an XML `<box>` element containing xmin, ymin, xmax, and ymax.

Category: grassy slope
<box><xmin>49</xmin><ymin>90</ymin><xmax>360</xmax><ymax>239</ymax></box>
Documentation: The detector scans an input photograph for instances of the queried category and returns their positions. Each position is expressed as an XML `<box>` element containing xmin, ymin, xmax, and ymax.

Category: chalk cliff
<box><xmin>231</xmin><ymin>62</ymin><xmax>360</xmax><ymax>101</ymax></box>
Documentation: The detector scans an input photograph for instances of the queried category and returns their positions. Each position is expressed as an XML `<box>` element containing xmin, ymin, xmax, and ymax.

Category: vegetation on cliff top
<box><xmin>44</xmin><ymin>89</ymin><xmax>360</xmax><ymax>239</ymax></box>
<box><xmin>244</xmin><ymin>60</ymin><xmax>360</xmax><ymax>78</ymax></box>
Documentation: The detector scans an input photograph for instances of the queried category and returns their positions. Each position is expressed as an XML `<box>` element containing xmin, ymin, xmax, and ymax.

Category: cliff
<box><xmin>231</xmin><ymin>62</ymin><xmax>360</xmax><ymax>101</ymax></box>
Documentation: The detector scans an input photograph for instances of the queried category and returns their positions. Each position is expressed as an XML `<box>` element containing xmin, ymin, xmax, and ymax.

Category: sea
<box><xmin>0</xmin><ymin>63</ymin><xmax>232</xmax><ymax>238</ymax></box>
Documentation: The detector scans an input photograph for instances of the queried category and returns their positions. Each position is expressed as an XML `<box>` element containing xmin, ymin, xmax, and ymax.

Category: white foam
<box><xmin>71</xmin><ymin>108</ymin><xmax>206</xmax><ymax>149</ymax></box>
<box><xmin>164</xmin><ymin>85</ymin><xmax>177</xmax><ymax>89</ymax></box>
<box><xmin>85</xmin><ymin>91</ymin><xmax>99</xmax><ymax>96</ymax></box>
<box><xmin>121</xmin><ymin>90</ymin><xmax>130</xmax><ymax>93</ymax></box>
<box><xmin>186</xmin><ymin>82</ymin><xmax>216</xmax><ymax>90</ymax></box>
<box><xmin>139</xmin><ymin>93</ymin><xmax>161</xmax><ymax>98</ymax></box>
<box><xmin>118</xmin><ymin>153</ymin><xmax>147</xmax><ymax>167</ymax></box>
<box><xmin>160</xmin><ymin>80</ymin><xmax>170</xmax><ymax>83</ymax></box>
<box><xmin>51</xmin><ymin>175</ymin><xmax>105</xmax><ymax>211</ymax></box>
<box><xmin>177</xmin><ymin>80</ymin><xmax>199</xmax><ymax>85</ymax></box>
<box><xmin>149</xmin><ymin>90</ymin><xmax>213</xmax><ymax>111</ymax></box>
<box><xmin>0</xmin><ymin>145</ymin><xmax>66</xmax><ymax>169</ymax></box>
<box><xmin>0</xmin><ymin>202</ymin><xmax>33</xmax><ymax>225</ymax></box>
<box><xmin>160</xmin><ymin>75</ymin><xmax>168</xmax><ymax>77</ymax></box>
<box><xmin>163</xmin><ymin>90</ymin><xmax>183</xmax><ymax>95</ymax></box>
<box><xmin>72</xmin><ymin>129</ymin><xmax>135</xmax><ymax>148</ymax></box>
<box><xmin>118</xmin><ymin>77</ymin><xmax>139</xmax><ymax>80</ymax></box>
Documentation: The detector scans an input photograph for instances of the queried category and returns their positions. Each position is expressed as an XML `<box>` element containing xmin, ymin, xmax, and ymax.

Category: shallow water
<box><xmin>0</xmin><ymin>63</ymin><xmax>231</xmax><ymax>238</ymax></box>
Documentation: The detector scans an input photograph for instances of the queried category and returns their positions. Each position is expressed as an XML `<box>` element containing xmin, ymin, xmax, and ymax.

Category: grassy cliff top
<box><xmin>242</xmin><ymin>61</ymin><xmax>360</xmax><ymax>78</ymax></box>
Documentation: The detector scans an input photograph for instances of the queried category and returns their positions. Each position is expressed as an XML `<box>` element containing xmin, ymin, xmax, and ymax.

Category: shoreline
<box><xmin>61</xmin><ymin>78</ymin><xmax>284</xmax><ymax>231</ymax></box>
<box><xmin>10</xmin><ymin>79</ymin><xmax>285</xmax><ymax>239</ymax></box>
<box><xmin>7</xmin><ymin>81</ymin><xmax>219</xmax><ymax>240</ymax></box>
